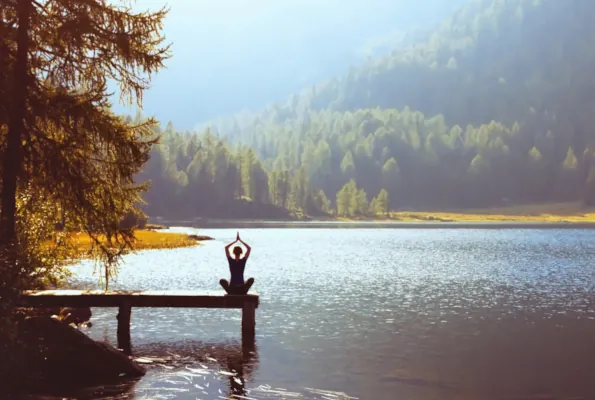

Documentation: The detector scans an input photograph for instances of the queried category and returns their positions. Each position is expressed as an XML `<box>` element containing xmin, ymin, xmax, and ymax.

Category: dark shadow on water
<box><xmin>21</xmin><ymin>380</ymin><xmax>141</xmax><ymax>400</ymax></box>
<box><xmin>23</xmin><ymin>336</ymin><xmax>258</xmax><ymax>400</ymax></box>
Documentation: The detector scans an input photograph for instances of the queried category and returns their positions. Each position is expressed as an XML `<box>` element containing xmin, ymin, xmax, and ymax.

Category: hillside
<box><xmin>111</xmin><ymin>0</ymin><xmax>467</xmax><ymax>129</ymax></box>
<box><xmin>220</xmin><ymin>0</ymin><xmax>595</xmax><ymax>131</ymax></box>
<box><xmin>137</xmin><ymin>0</ymin><xmax>595</xmax><ymax>220</ymax></box>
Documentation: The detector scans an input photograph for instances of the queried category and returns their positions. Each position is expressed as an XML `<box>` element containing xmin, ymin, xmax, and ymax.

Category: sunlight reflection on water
<box><xmin>61</xmin><ymin>227</ymin><xmax>595</xmax><ymax>399</ymax></box>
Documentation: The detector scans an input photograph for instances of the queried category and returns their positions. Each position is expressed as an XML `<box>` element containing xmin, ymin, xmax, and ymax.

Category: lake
<box><xmin>62</xmin><ymin>227</ymin><xmax>595</xmax><ymax>399</ymax></box>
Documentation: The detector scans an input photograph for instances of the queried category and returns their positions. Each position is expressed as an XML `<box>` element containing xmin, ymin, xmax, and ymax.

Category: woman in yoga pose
<box><xmin>220</xmin><ymin>232</ymin><xmax>254</xmax><ymax>295</ymax></box>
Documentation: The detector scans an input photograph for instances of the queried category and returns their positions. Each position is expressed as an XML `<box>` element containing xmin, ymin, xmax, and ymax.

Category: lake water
<box><xmin>63</xmin><ymin>227</ymin><xmax>595</xmax><ymax>400</ymax></box>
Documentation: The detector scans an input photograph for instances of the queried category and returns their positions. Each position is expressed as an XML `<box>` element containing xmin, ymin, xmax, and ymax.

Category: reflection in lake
<box><xmin>61</xmin><ymin>227</ymin><xmax>595</xmax><ymax>399</ymax></box>
<box><xmin>131</xmin><ymin>338</ymin><xmax>260</xmax><ymax>399</ymax></box>
<box><xmin>34</xmin><ymin>338</ymin><xmax>259</xmax><ymax>399</ymax></box>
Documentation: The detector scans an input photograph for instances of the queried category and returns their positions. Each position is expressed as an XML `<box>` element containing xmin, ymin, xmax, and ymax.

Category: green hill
<box><xmin>139</xmin><ymin>0</ymin><xmax>595</xmax><ymax>220</ymax></box>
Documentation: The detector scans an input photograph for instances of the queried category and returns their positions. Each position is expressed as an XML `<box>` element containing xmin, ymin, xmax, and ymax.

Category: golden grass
<box><xmin>64</xmin><ymin>229</ymin><xmax>199</xmax><ymax>255</ymax></box>
<box><xmin>333</xmin><ymin>202</ymin><xmax>595</xmax><ymax>223</ymax></box>
<box><xmin>385</xmin><ymin>202</ymin><xmax>595</xmax><ymax>223</ymax></box>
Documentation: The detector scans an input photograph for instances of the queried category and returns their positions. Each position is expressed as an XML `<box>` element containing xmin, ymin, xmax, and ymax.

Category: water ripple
<box><xmin>64</xmin><ymin>228</ymin><xmax>595</xmax><ymax>399</ymax></box>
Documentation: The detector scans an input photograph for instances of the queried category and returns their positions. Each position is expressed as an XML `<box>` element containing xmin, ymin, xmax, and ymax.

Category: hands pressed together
<box><xmin>233</xmin><ymin>231</ymin><xmax>249</xmax><ymax>246</ymax></box>
<box><xmin>225</xmin><ymin>231</ymin><xmax>252</xmax><ymax>257</ymax></box>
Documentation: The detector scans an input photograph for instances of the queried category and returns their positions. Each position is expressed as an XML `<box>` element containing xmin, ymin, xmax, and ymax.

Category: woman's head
<box><xmin>233</xmin><ymin>246</ymin><xmax>243</xmax><ymax>257</ymax></box>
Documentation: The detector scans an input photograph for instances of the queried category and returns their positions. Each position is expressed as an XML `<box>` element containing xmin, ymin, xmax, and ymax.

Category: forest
<box><xmin>137</xmin><ymin>0</ymin><xmax>595</xmax><ymax>220</ymax></box>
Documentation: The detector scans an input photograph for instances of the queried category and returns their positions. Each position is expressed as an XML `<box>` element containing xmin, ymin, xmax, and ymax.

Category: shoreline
<box><xmin>150</xmin><ymin>202</ymin><xmax>595</xmax><ymax>229</ymax></box>
<box><xmin>152</xmin><ymin>220</ymin><xmax>595</xmax><ymax>230</ymax></box>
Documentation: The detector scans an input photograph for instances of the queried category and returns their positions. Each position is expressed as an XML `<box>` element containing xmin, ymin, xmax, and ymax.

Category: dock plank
<box><xmin>19</xmin><ymin>290</ymin><xmax>259</xmax><ymax>309</ymax></box>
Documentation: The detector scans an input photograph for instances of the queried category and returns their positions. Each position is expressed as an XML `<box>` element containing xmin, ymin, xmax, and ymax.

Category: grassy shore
<box><xmin>66</xmin><ymin>229</ymin><xmax>199</xmax><ymax>253</ymax></box>
<box><xmin>338</xmin><ymin>202</ymin><xmax>595</xmax><ymax>223</ymax></box>
<box><xmin>46</xmin><ymin>230</ymin><xmax>199</xmax><ymax>262</ymax></box>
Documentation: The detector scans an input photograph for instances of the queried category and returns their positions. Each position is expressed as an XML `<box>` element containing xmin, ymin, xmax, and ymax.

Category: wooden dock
<box><xmin>19</xmin><ymin>290</ymin><xmax>259</xmax><ymax>354</ymax></box>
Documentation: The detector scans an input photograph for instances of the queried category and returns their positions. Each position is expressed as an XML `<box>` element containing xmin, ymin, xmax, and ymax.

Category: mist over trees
<box><xmin>113</xmin><ymin>0</ymin><xmax>467</xmax><ymax>129</ymax></box>
<box><xmin>137</xmin><ymin>0</ymin><xmax>595</xmax><ymax>220</ymax></box>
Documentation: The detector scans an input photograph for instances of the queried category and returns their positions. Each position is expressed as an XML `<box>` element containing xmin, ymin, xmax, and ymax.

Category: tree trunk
<box><xmin>0</xmin><ymin>0</ymin><xmax>31</xmax><ymax>298</ymax></box>
<box><xmin>0</xmin><ymin>0</ymin><xmax>30</xmax><ymax>248</ymax></box>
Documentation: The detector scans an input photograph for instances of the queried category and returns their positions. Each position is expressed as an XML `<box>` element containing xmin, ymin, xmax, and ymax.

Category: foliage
<box><xmin>120</xmin><ymin>209</ymin><xmax>148</xmax><ymax>230</ymax></box>
<box><xmin>141</xmin><ymin>103</ymin><xmax>583</xmax><ymax>220</ymax></box>
<box><xmin>148</xmin><ymin>0</ymin><xmax>593</xmax><ymax>216</ymax></box>
<box><xmin>0</xmin><ymin>0</ymin><xmax>171</xmax><ymax>291</ymax></box>
<box><xmin>15</xmin><ymin>187</ymin><xmax>74</xmax><ymax>289</ymax></box>
<box><xmin>0</xmin><ymin>0</ymin><xmax>169</xmax><ymax>384</ymax></box>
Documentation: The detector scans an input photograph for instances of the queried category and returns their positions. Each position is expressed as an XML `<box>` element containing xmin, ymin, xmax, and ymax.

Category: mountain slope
<box><xmin>282</xmin><ymin>0</ymin><xmax>595</xmax><ymax>135</ymax></box>
<box><xmin>138</xmin><ymin>0</ymin><xmax>595</xmax><ymax>219</ymax></box>
<box><xmin>208</xmin><ymin>0</ymin><xmax>595</xmax><ymax>171</ymax></box>
<box><xmin>311</xmin><ymin>0</ymin><xmax>595</xmax><ymax>130</ymax></box>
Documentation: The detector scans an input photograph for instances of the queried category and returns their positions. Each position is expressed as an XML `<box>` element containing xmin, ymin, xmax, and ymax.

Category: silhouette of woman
<box><xmin>220</xmin><ymin>232</ymin><xmax>254</xmax><ymax>295</ymax></box>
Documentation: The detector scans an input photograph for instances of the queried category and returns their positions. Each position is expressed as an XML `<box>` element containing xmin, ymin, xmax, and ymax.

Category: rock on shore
<box><xmin>14</xmin><ymin>317</ymin><xmax>145</xmax><ymax>391</ymax></box>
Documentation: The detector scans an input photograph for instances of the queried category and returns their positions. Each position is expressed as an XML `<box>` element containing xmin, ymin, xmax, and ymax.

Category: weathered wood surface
<box><xmin>117</xmin><ymin>301</ymin><xmax>132</xmax><ymax>355</ymax></box>
<box><xmin>19</xmin><ymin>290</ymin><xmax>260</xmax><ymax>309</ymax></box>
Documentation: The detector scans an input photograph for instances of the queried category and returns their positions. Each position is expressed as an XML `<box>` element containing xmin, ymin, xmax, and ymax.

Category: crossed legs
<box><xmin>220</xmin><ymin>278</ymin><xmax>255</xmax><ymax>295</ymax></box>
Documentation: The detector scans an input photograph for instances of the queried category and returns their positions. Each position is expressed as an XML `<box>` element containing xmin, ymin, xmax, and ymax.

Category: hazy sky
<box><xmin>114</xmin><ymin>0</ymin><xmax>469</xmax><ymax>128</ymax></box>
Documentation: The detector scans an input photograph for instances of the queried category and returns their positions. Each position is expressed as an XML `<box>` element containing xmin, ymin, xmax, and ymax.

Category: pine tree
<box><xmin>528</xmin><ymin>146</ymin><xmax>544</xmax><ymax>164</ymax></box>
<box><xmin>340</xmin><ymin>151</ymin><xmax>356</xmax><ymax>178</ymax></box>
<box><xmin>0</xmin><ymin>0</ymin><xmax>170</xmax><ymax>289</ymax></box>
<box><xmin>375</xmin><ymin>189</ymin><xmax>389</xmax><ymax>215</ymax></box>
<box><xmin>309</xmin><ymin>189</ymin><xmax>331</xmax><ymax>215</ymax></box>
<box><xmin>336</xmin><ymin>180</ymin><xmax>354</xmax><ymax>216</ymax></box>
<box><xmin>355</xmin><ymin>188</ymin><xmax>369</xmax><ymax>216</ymax></box>
<box><xmin>563</xmin><ymin>147</ymin><xmax>578</xmax><ymax>170</ymax></box>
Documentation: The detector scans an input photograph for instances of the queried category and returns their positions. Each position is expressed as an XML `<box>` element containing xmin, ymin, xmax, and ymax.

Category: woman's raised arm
<box><xmin>239</xmin><ymin>238</ymin><xmax>251</xmax><ymax>259</ymax></box>
<box><xmin>224</xmin><ymin>240</ymin><xmax>235</xmax><ymax>258</ymax></box>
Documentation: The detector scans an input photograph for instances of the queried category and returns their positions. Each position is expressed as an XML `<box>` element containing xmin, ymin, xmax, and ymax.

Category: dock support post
<box><xmin>241</xmin><ymin>301</ymin><xmax>256</xmax><ymax>339</ymax></box>
<box><xmin>117</xmin><ymin>302</ymin><xmax>132</xmax><ymax>355</ymax></box>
